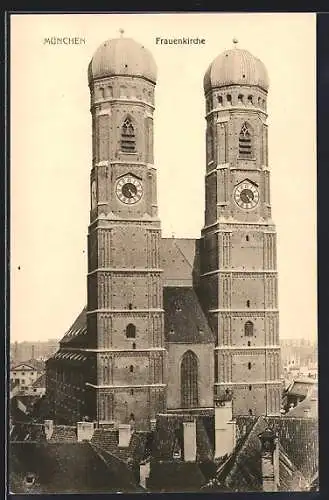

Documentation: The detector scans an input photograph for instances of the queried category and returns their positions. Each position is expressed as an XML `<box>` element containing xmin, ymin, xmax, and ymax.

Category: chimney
<box><xmin>44</xmin><ymin>420</ymin><xmax>54</xmax><ymax>440</ymax></box>
<box><xmin>258</xmin><ymin>428</ymin><xmax>279</xmax><ymax>492</ymax></box>
<box><xmin>183</xmin><ymin>420</ymin><xmax>197</xmax><ymax>462</ymax></box>
<box><xmin>139</xmin><ymin>460</ymin><xmax>150</xmax><ymax>489</ymax></box>
<box><xmin>77</xmin><ymin>421</ymin><xmax>95</xmax><ymax>442</ymax></box>
<box><xmin>214</xmin><ymin>396</ymin><xmax>236</xmax><ymax>459</ymax></box>
<box><xmin>150</xmin><ymin>419</ymin><xmax>157</xmax><ymax>431</ymax></box>
<box><xmin>118</xmin><ymin>423</ymin><xmax>132</xmax><ymax>448</ymax></box>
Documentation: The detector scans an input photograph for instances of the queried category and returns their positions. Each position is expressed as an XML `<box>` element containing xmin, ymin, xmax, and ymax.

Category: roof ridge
<box><xmin>173</xmin><ymin>239</ymin><xmax>193</xmax><ymax>270</ymax></box>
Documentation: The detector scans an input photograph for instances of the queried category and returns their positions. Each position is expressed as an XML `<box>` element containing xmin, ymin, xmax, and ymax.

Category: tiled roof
<box><xmin>286</xmin><ymin>395</ymin><xmax>318</xmax><ymax>419</ymax></box>
<box><xmin>236</xmin><ymin>415</ymin><xmax>318</xmax><ymax>483</ymax></box>
<box><xmin>151</xmin><ymin>414</ymin><xmax>214</xmax><ymax>462</ymax></box>
<box><xmin>161</xmin><ymin>238</ymin><xmax>197</xmax><ymax>287</ymax></box>
<box><xmin>206</xmin><ymin>416</ymin><xmax>308</xmax><ymax>492</ymax></box>
<box><xmin>51</xmin><ymin>350</ymin><xmax>88</xmax><ymax>363</ymax></box>
<box><xmin>10</xmin><ymin>442</ymin><xmax>141</xmax><ymax>493</ymax></box>
<box><xmin>91</xmin><ymin>428</ymin><xmax>151</xmax><ymax>463</ymax></box>
<box><xmin>59</xmin><ymin>307</ymin><xmax>87</xmax><ymax>346</ymax></box>
<box><xmin>148</xmin><ymin>461</ymin><xmax>206</xmax><ymax>492</ymax></box>
<box><xmin>164</xmin><ymin>287</ymin><xmax>214</xmax><ymax>343</ymax></box>
<box><xmin>49</xmin><ymin>425</ymin><xmax>77</xmax><ymax>443</ymax></box>
<box><xmin>286</xmin><ymin>379</ymin><xmax>316</xmax><ymax>398</ymax></box>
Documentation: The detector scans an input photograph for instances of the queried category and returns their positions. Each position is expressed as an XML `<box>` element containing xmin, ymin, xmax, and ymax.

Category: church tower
<box><xmin>86</xmin><ymin>34</ymin><xmax>166</xmax><ymax>430</ymax></box>
<box><xmin>199</xmin><ymin>42</ymin><xmax>281</xmax><ymax>417</ymax></box>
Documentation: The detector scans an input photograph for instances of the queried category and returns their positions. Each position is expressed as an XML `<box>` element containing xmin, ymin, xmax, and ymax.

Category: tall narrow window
<box><xmin>247</xmin><ymin>300</ymin><xmax>250</xmax><ymax>308</ymax></box>
<box><xmin>244</xmin><ymin>321</ymin><xmax>254</xmax><ymax>337</ymax></box>
<box><xmin>129</xmin><ymin>365</ymin><xmax>134</xmax><ymax>373</ymax></box>
<box><xmin>126</xmin><ymin>323</ymin><xmax>136</xmax><ymax>338</ymax></box>
<box><xmin>181</xmin><ymin>350</ymin><xmax>199</xmax><ymax>408</ymax></box>
<box><xmin>121</xmin><ymin>118</ymin><xmax>136</xmax><ymax>152</ymax></box>
<box><xmin>239</xmin><ymin>122</ymin><xmax>252</xmax><ymax>158</ymax></box>
<box><xmin>248</xmin><ymin>362</ymin><xmax>252</xmax><ymax>370</ymax></box>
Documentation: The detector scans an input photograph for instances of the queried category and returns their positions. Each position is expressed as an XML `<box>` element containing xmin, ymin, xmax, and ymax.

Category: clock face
<box><xmin>234</xmin><ymin>181</ymin><xmax>259</xmax><ymax>210</ymax></box>
<box><xmin>116</xmin><ymin>175</ymin><xmax>143</xmax><ymax>204</ymax></box>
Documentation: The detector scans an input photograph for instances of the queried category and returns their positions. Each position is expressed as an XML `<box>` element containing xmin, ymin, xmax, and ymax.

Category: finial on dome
<box><xmin>233</xmin><ymin>37</ymin><xmax>239</xmax><ymax>47</ymax></box>
<box><xmin>119</xmin><ymin>28</ymin><xmax>125</xmax><ymax>37</ymax></box>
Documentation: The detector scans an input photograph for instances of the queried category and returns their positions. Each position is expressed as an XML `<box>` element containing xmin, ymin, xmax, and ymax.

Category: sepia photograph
<box><xmin>9</xmin><ymin>12</ymin><xmax>318</xmax><ymax>493</ymax></box>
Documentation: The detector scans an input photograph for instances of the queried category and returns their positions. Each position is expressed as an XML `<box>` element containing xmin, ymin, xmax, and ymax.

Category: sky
<box><xmin>10</xmin><ymin>13</ymin><xmax>317</xmax><ymax>342</ymax></box>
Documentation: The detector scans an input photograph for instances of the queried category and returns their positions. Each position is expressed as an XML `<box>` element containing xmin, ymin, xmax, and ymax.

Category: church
<box><xmin>46</xmin><ymin>34</ymin><xmax>282</xmax><ymax>431</ymax></box>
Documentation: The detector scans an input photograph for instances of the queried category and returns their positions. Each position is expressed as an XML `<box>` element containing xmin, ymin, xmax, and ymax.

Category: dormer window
<box><xmin>121</xmin><ymin>118</ymin><xmax>136</xmax><ymax>153</ymax></box>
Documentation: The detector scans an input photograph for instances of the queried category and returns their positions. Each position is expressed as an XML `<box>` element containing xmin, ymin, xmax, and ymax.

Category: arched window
<box><xmin>226</xmin><ymin>94</ymin><xmax>232</xmax><ymax>105</ymax></box>
<box><xmin>246</xmin><ymin>235</ymin><xmax>249</xmax><ymax>242</ymax></box>
<box><xmin>248</xmin><ymin>362</ymin><xmax>252</xmax><ymax>370</ymax></box>
<box><xmin>245</xmin><ymin>321</ymin><xmax>254</xmax><ymax>337</ymax></box>
<box><xmin>181</xmin><ymin>350</ymin><xmax>199</xmax><ymax>408</ymax></box>
<box><xmin>121</xmin><ymin>118</ymin><xmax>136</xmax><ymax>152</ymax></box>
<box><xmin>248</xmin><ymin>95</ymin><xmax>253</xmax><ymax>105</ymax></box>
<box><xmin>218</xmin><ymin>95</ymin><xmax>223</xmax><ymax>106</ymax></box>
<box><xmin>238</xmin><ymin>94</ymin><xmax>244</xmax><ymax>104</ymax></box>
<box><xmin>128</xmin><ymin>303</ymin><xmax>133</xmax><ymax>310</ymax></box>
<box><xmin>132</xmin><ymin>342</ymin><xmax>136</xmax><ymax>349</ymax></box>
<box><xmin>239</xmin><ymin>122</ymin><xmax>252</xmax><ymax>158</ymax></box>
<box><xmin>126</xmin><ymin>323</ymin><xmax>136</xmax><ymax>338</ymax></box>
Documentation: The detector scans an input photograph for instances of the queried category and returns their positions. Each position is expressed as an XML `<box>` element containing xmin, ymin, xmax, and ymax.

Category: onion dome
<box><xmin>204</xmin><ymin>42</ymin><xmax>269</xmax><ymax>93</ymax></box>
<box><xmin>88</xmin><ymin>31</ymin><xmax>157</xmax><ymax>85</ymax></box>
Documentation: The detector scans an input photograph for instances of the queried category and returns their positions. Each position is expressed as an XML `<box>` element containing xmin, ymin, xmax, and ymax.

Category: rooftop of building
<box><xmin>88</xmin><ymin>33</ymin><xmax>157</xmax><ymax>85</ymax></box>
<box><xmin>203</xmin><ymin>43</ymin><xmax>269</xmax><ymax>94</ymax></box>
<box><xmin>10</xmin><ymin>441</ymin><xmax>142</xmax><ymax>494</ymax></box>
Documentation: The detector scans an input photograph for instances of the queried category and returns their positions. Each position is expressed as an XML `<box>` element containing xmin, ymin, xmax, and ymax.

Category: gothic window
<box><xmin>239</xmin><ymin>122</ymin><xmax>253</xmax><ymax>157</ymax></box>
<box><xmin>121</xmin><ymin>118</ymin><xmax>136</xmax><ymax>152</ymax></box>
<box><xmin>245</xmin><ymin>321</ymin><xmax>254</xmax><ymax>337</ymax></box>
<box><xmin>126</xmin><ymin>323</ymin><xmax>136</xmax><ymax>338</ymax></box>
<box><xmin>181</xmin><ymin>350</ymin><xmax>199</xmax><ymax>408</ymax></box>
